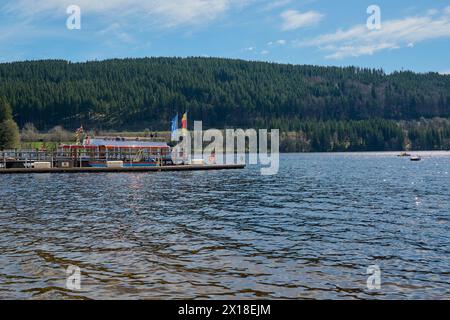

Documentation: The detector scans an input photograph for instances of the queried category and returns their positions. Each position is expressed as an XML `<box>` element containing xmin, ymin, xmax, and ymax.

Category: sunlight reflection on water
<box><xmin>0</xmin><ymin>152</ymin><xmax>449</xmax><ymax>299</ymax></box>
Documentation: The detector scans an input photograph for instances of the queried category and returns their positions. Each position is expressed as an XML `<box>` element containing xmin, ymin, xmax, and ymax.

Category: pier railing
<box><xmin>1</xmin><ymin>148</ymin><xmax>171</xmax><ymax>169</ymax></box>
<box><xmin>1</xmin><ymin>150</ymin><xmax>55</xmax><ymax>168</ymax></box>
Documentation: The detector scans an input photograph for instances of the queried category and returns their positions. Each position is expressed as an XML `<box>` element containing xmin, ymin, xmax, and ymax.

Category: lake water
<box><xmin>0</xmin><ymin>152</ymin><xmax>449</xmax><ymax>299</ymax></box>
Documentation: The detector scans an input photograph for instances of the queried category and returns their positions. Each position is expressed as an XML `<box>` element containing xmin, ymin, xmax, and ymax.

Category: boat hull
<box><xmin>89</xmin><ymin>162</ymin><xmax>158</xmax><ymax>168</ymax></box>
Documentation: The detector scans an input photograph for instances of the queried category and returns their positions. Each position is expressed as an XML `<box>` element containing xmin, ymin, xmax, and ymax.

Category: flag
<box><xmin>75</xmin><ymin>125</ymin><xmax>84</xmax><ymax>135</ymax></box>
<box><xmin>75</xmin><ymin>125</ymin><xmax>84</xmax><ymax>145</ymax></box>
<box><xmin>171</xmin><ymin>114</ymin><xmax>179</xmax><ymax>141</ymax></box>
<box><xmin>181</xmin><ymin>112</ymin><xmax>187</xmax><ymax>134</ymax></box>
<box><xmin>84</xmin><ymin>134</ymin><xmax>91</xmax><ymax>146</ymax></box>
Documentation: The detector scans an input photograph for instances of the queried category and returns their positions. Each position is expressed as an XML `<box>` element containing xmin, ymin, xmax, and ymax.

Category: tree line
<box><xmin>0</xmin><ymin>57</ymin><xmax>449</xmax><ymax>151</ymax></box>
<box><xmin>279</xmin><ymin>118</ymin><xmax>450</xmax><ymax>152</ymax></box>
<box><xmin>0</xmin><ymin>57</ymin><xmax>449</xmax><ymax>130</ymax></box>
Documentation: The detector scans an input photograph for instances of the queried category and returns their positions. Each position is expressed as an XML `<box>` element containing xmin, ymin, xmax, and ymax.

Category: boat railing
<box><xmin>1</xmin><ymin>148</ymin><xmax>172</xmax><ymax>168</ymax></box>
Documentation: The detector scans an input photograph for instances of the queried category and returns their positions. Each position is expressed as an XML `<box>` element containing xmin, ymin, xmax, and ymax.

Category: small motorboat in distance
<box><xmin>398</xmin><ymin>152</ymin><xmax>411</xmax><ymax>157</ymax></box>
<box><xmin>410</xmin><ymin>155</ymin><xmax>422</xmax><ymax>161</ymax></box>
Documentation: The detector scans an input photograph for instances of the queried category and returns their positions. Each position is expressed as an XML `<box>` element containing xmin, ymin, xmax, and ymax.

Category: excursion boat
<box><xmin>58</xmin><ymin>137</ymin><xmax>172</xmax><ymax>168</ymax></box>
<box><xmin>410</xmin><ymin>155</ymin><xmax>422</xmax><ymax>162</ymax></box>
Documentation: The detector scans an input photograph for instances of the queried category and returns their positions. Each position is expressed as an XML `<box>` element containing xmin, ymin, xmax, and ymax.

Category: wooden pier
<box><xmin>0</xmin><ymin>164</ymin><xmax>245</xmax><ymax>174</ymax></box>
<box><xmin>1</xmin><ymin>146</ymin><xmax>245</xmax><ymax>174</ymax></box>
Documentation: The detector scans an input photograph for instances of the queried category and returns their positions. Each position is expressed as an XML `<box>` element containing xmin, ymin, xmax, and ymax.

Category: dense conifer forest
<box><xmin>1</xmin><ymin>57</ymin><xmax>449</xmax><ymax>151</ymax></box>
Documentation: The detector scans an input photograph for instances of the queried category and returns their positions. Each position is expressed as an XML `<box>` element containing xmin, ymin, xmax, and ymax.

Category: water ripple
<box><xmin>0</xmin><ymin>152</ymin><xmax>449</xmax><ymax>299</ymax></box>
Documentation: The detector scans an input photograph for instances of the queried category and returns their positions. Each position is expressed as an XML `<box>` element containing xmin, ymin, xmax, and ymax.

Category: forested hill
<box><xmin>0</xmin><ymin>57</ymin><xmax>449</xmax><ymax>131</ymax></box>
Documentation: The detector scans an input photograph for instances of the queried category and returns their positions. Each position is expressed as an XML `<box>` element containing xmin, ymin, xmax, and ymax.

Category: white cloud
<box><xmin>296</xmin><ymin>11</ymin><xmax>450</xmax><ymax>59</ymax></box>
<box><xmin>2</xmin><ymin>0</ymin><xmax>246</xmax><ymax>28</ymax></box>
<box><xmin>268</xmin><ymin>39</ymin><xmax>286</xmax><ymax>46</ymax></box>
<box><xmin>439</xmin><ymin>70</ymin><xmax>450</xmax><ymax>75</ymax></box>
<box><xmin>445</xmin><ymin>6</ymin><xmax>450</xmax><ymax>14</ymax></box>
<box><xmin>263</xmin><ymin>0</ymin><xmax>292</xmax><ymax>11</ymax></box>
<box><xmin>260</xmin><ymin>50</ymin><xmax>269</xmax><ymax>55</ymax></box>
<box><xmin>280</xmin><ymin>10</ymin><xmax>323</xmax><ymax>31</ymax></box>
<box><xmin>97</xmin><ymin>23</ymin><xmax>136</xmax><ymax>44</ymax></box>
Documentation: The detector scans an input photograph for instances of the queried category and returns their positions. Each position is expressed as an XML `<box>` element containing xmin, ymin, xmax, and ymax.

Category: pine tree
<box><xmin>0</xmin><ymin>96</ymin><xmax>13</xmax><ymax>122</ymax></box>
<box><xmin>0</xmin><ymin>97</ymin><xmax>20</xmax><ymax>149</ymax></box>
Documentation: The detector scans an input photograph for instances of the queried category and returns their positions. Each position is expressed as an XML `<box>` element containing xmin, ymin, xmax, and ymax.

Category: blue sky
<box><xmin>1</xmin><ymin>0</ymin><xmax>449</xmax><ymax>73</ymax></box>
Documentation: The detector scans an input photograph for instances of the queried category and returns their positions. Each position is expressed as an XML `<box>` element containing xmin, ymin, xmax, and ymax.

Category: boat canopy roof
<box><xmin>87</xmin><ymin>138</ymin><xmax>169</xmax><ymax>148</ymax></box>
<box><xmin>61</xmin><ymin>138</ymin><xmax>169</xmax><ymax>149</ymax></box>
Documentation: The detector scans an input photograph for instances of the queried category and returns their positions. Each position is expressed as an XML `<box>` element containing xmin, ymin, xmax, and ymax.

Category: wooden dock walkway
<box><xmin>0</xmin><ymin>164</ymin><xmax>245</xmax><ymax>174</ymax></box>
